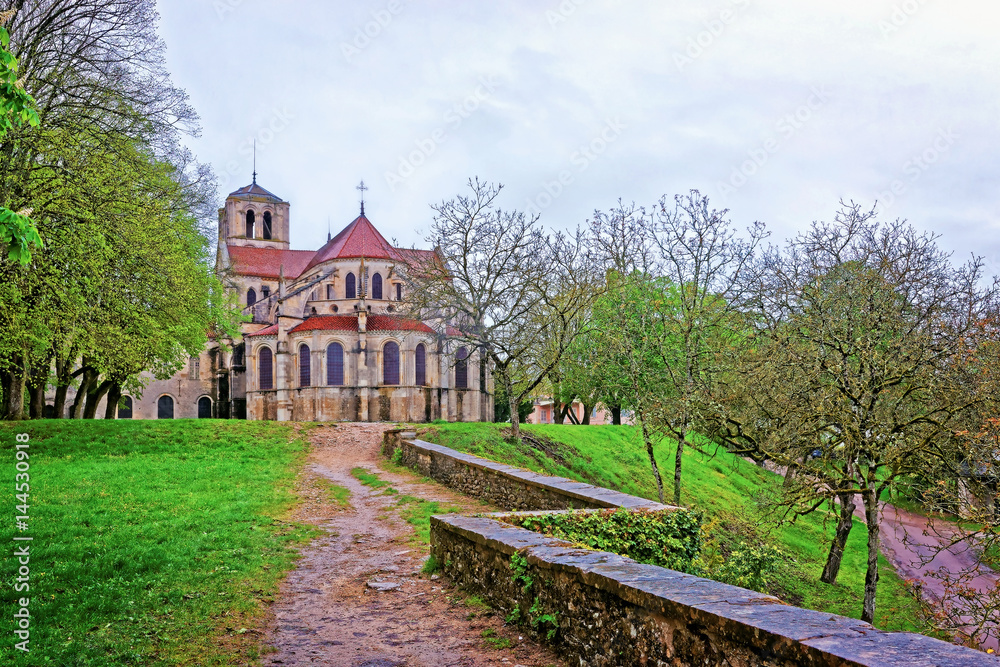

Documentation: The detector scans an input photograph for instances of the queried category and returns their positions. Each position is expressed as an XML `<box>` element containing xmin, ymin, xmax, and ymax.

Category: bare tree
<box><xmin>713</xmin><ymin>203</ymin><xmax>1000</xmax><ymax>624</ymax></box>
<box><xmin>406</xmin><ymin>179</ymin><xmax>601</xmax><ymax>441</ymax></box>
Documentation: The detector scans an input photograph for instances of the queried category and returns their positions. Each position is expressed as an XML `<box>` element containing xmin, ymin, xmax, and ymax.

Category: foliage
<box><xmin>512</xmin><ymin>507</ymin><xmax>703</xmax><ymax>573</ymax></box>
<box><xmin>0</xmin><ymin>420</ymin><xmax>313</xmax><ymax>666</ymax></box>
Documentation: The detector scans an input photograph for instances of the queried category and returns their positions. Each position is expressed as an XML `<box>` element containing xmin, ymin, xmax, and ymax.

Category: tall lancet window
<box><xmin>247</xmin><ymin>288</ymin><xmax>257</xmax><ymax>307</ymax></box>
<box><xmin>415</xmin><ymin>344</ymin><xmax>427</xmax><ymax>386</ymax></box>
<box><xmin>372</xmin><ymin>273</ymin><xmax>383</xmax><ymax>300</ymax></box>
<box><xmin>383</xmin><ymin>342</ymin><xmax>400</xmax><ymax>385</ymax></box>
<box><xmin>259</xmin><ymin>348</ymin><xmax>274</xmax><ymax>390</ymax></box>
<box><xmin>262</xmin><ymin>211</ymin><xmax>273</xmax><ymax>239</ymax></box>
<box><xmin>299</xmin><ymin>344</ymin><xmax>311</xmax><ymax>386</ymax></box>
<box><xmin>246</xmin><ymin>210</ymin><xmax>255</xmax><ymax>238</ymax></box>
<box><xmin>346</xmin><ymin>272</ymin><xmax>356</xmax><ymax>299</ymax></box>
<box><xmin>455</xmin><ymin>347</ymin><xmax>469</xmax><ymax>389</ymax></box>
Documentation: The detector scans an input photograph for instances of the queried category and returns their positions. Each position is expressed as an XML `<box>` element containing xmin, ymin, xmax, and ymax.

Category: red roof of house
<box><xmin>287</xmin><ymin>314</ymin><xmax>436</xmax><ymax>335</ymax></box>
<box><xmin>227</xmin><ymin>246</ymin><xmax>315</xmax><ymax>280</ymax></box>
<box><xmin>245</xmin><ymin>323</ymin><xmax>278</xmax><ymax>337</ymax></box>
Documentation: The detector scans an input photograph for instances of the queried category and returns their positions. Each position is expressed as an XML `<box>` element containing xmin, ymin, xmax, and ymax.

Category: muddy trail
<box><xmin>263</xmin><ymin>423</ymin><xmax>565</xmax><ymax>667</ymax></box>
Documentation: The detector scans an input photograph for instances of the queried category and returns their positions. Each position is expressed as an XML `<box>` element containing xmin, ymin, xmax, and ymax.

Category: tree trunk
<box><xmin>104</xmin><ymin>383</ymin><xmax>122</xmax><ymax>420</ymax></box>
<box><xmin>640</xmin><ymin>418</ymin><xmax>665</xmax><ymax>504</ymax></box>
<box><xmin>3</xmin><ymin>358</ymin><xmax>26</xmax><ymax>420</ymax></box>
<box><xmin>52</xmin><ymin>355</ymin><xmax>78</xmax><ymax>419</ymax></box>
<box><xmin>861</xmin><ymin>490</ymin><xmax>880</xmax><ymax>624</ymax></box>
<box><xmin>821</xmin><ymin>493</ymin><xmax>856</xmax><ymax>584</ymax></box>
<box><xmin>83</xmin><ymin>379</ymin><xmax>113</xmax><ymax>419</ymax></box>
<box><xmin>555</xmin><ymin>402</ymin><xmax>570</xmax><ymax>424</ymax></box>
<box><xmin>581</xmin><ymin>402</ymin><xmax>592</xmax><ymax>425</ymax></box>
<box><xmin>70</xmin><ymin>367</ymin><xmax>97</xmax><ymax>419</ymax></box>
<box><xmin>611</xmin><ymin>405</ymin><xmax>621</xmax><ymax>425</ymax></box>
<box><xmin>506</xmin><ymin>376</ymin><xmax>520</xmax><ymax>442</ymax></box>
<box><xmin>26</xmin><ymin>360</ymin><xmax>48</xmax><ymax>419</ymax></box>
<box><xmin>673</xmin><ymin>426</ymin><xmax>686</xmax><ymax>506</ymax></box>
<box><xmin>53</xmin><ymin>384</ymin><xmax>69</xmax><ymax>418</ymax></box>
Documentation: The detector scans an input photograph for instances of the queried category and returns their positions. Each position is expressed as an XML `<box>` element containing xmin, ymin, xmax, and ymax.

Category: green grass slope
<box><xmin>417</xmin><ymin>422</ymin><xmax>924</xmax><ymax>633</ymax></box>
<box><xmin>0</xmin><ymin>420</ymin><xmax>314</xmax><ymax>666</ymax></box>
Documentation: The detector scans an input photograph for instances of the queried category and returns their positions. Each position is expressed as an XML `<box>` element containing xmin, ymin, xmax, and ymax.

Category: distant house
<box><xmin>524</xmin><ymin>398</ymin><xmax>621</xmax><ymax>425</ymax></box>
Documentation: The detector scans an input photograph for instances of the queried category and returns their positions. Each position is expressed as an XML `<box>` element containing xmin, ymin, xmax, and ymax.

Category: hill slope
<box><xmin>417</xmin><ymin>422</ymin><xmax>925</xmax><ymax>633</ymax></box>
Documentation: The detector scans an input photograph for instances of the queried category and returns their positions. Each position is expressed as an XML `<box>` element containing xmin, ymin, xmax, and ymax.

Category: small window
<box><xmin>118</xmin><ymin>396</ymin><xmax>133</xmax><ymax>419</ymax></box>
<box><xmin>246</xmin><ymin>210</ymin><xmax>255</xmax><ymax>238</ymax></box>
<box><xmin>299</xmin><ymin>344</ymin><xmax>311</xmax><ymax>386</ymax></box>
<box><xmin>233</xmin><ymin>344</ymin><xmax>245</xmax><ymax>367</ymax></box>
<box><xmin>157</xmin><ymin>395</ymin><xmax>174</xmax><ymax>419</ymax></box>
<box><xmin>189</xmin><ymin>357</ymin><xmax>200</xmax><ymax>380</ymax></box>
<box><xmin>198</xmin><ymin>396</ymin><xmax>212</xmax><ymax>419</ymax></box>
<box><xmin>262</xmin><ymin>285</ymin><xmax>270</xmax><ymax>299</ymax></box>
<box><xmin>396</xmin><ymin>283</ymin><xmax>402</xmax><ymax>301</ymax></box>
<box><xmin>326</xmin><ymin>284</ymin><xmax>334</xmax><ymax>300</ymax></box>
<box><xmin>259</xmin><ymin>347</ymin><xmax>274</xmax><ymax>390</ymax></box>
<box><xmin>372</xmin><ymin>273</ymin><xmax>383</xmax><ymax>300</ymax></box>
<box><xmin>247</xmin><ymin>288</ymin><xmax>257</xmax><ymax>307</ymax></box>
<box><xmin>327</xmin><ymin>342</ymin><xmax>344</xmax><ymax>385</ymax></box>
<box><xmin>455</xmin><ymin>347</ymin><xmax>469</xmax><ymax>389</ymax></box>
<box><xmin>346</xmin><ymin>272</ymin><xmax>356</xmax><ymax>299</ymax></box>
<box><xmin>415</xmin><ymin>343</ymin><xmax>426</xmax><ymax>386</ymax></box>
<box><xmin>262</xmin><ymin>211</ymin><xmax>272</xmax><ymax>239</ymax></box>
<box><xmin>383</xmin><ymin>341</ymin><xmax>400</xmax><ymax>385</ymax></box>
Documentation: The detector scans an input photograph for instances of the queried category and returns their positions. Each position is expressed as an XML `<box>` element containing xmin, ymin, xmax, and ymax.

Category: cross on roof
<box><xmin>357</xmin><ymin>180</ymin><xmax>368</xmax><ymax>216</ymax></box>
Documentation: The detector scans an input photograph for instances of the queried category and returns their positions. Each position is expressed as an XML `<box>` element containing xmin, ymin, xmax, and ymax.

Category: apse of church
<box><xmin>61</xmin><ymin>179</ymin><xmax>493</xmax><ymax>422</ymax></box>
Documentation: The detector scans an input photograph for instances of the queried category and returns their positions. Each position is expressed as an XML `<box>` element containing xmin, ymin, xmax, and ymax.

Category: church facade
<box><xmin>76</xmin><ymin>181</ymin><xmax>493</xmax><ymax>422</ymax></box>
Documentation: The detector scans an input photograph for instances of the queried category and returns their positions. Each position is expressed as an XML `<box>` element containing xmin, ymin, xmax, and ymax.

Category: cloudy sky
<box><xmin>156</xmin><ymin>0</ymin><xmax>999</xmax><ymax>271</ymax></box>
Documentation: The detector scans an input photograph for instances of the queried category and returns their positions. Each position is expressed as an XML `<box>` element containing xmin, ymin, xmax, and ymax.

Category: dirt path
<box><xmin>263</xmin><ymin>423</ymin><xmax>565</xmax><ymax>667</ymax></box>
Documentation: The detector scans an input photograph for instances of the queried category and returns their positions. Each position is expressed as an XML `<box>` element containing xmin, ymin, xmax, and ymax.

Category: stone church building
<box><xmin>75</xmin><ymin>180</ymin><xmax>493</xmax><ymax>422</ymax></box>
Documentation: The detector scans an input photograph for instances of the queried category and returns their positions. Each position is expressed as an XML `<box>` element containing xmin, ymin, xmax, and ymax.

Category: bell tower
<box><xmin>219</xmin><ymin>174</ymin><xmax>291</xmax><ymax>250</ymax></box>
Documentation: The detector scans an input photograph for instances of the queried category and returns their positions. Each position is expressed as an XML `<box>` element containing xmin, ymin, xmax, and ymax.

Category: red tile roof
<box><xmin>304</xmin><ymin>215</ymin><xmax>397</xmax><ymax>272</ymax></box>
<box><xmin>287</xmin><ymin>314</ymin><xmax>436</xmax><ymax>334</ymax></box>
<box><xmin>289</xmin><ymin>315</ymin><xmax>359</xmax><ymax>333</ymax></box>
<box><xmin>245</xmin><ymin>323</ymin><xmax>278</xmax><ymax>337</ymax></box>
<box><xmin>228</xmin><ymin>245</ymin><xmax>315</xmax><ymax>280</ymax></box>
<box><xmin>367</xmin><ymin>315</ymin><xmax>435</xmax><ymax>333</ymax></box>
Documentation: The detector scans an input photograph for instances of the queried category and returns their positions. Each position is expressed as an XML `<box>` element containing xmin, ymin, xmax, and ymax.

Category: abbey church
<box><xmin>91</xmin><ymin>180</ymin><xmax>493</xmax><ymax>422</ymax></box>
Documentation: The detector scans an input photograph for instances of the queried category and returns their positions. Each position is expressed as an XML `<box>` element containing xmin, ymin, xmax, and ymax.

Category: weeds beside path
<box><xmin>264</xmin><ymin>423</ymin><xmax>564</xmax><ymax>667</ymax></box>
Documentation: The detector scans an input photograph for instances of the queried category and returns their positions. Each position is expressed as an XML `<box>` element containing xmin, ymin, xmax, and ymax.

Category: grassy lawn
<box><xmin>0</xmin><ymin>420</ymin><xmax>314</xmax><ymax>666</ymax></box>
<box><xmin>415</xmin><ymin>422</ymin><xmax>925</xmax><ymax>633</ymax></box>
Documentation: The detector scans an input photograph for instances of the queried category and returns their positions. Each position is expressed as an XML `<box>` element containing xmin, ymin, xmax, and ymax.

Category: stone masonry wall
<box><xmin>382</xmin><ymin>429</ymin><xmax>995</xmax><ymax>666</ymax></box>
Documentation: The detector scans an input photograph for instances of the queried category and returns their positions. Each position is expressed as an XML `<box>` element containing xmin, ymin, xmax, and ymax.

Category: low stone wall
<box><xmin>384</xmin><ymin>430</ymin><xmax>993</xmax><ymax>666</ymax></box>
<box><xmin>381</xmin><ymin>430</ymin><xmax>668</xmax><ymax>512</ymax></box>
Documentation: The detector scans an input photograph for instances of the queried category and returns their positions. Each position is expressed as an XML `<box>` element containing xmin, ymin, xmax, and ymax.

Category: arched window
<box><xmin>383</xmin><ymin>341</ymin><xmax>400</xmax><ymax>385</ymax></box>
<box><xmin>262</xmin><ymin>285</ymin><xmax>270</xmax><ymax>299</ymax></box>
<box><xmin>262</xmin><ymin>211</ymin><xmax>272</xmax><ymax>239</ymax></box>
<box><xmin>415</xmin><ymin>343</ymin><xmax>427</xmax><ymax>386</ymax></box>
<box><xmin>198</xmin><ymin>396</ymin><xmax>212</xmax><ymax>419</ymax></box>
<box><xmin>247</xmin><ymin>288</ymin><xmax>257</xmax><ymax>307</ymax></box>
<box><xmin>157</xmin><ymin>395</ymin><xmax>174</xmax><ymax>419</ymax></box>
<box><xmin>118</xmin><ymin>396</ymin><xmax>133</xmax><ymax>419</ymax></box>
<box><xmin>327</xmin><ymin>342</ymin><xmax>344</xmax><ymax>385</ymax></box>
<box><xmin>346</xmin><ymin>272</ymin><xmax>356</xmax><ymax>299</ymax></box>
<box><xmin>372</xmin><ymin>273</ymin><xmax>383</xmax><ymax>300</ymax></box>
<box><xmin>246</xmin><ymin>210</ymin><xmax>255</xmax><ymax>238</ymax></box>
<box><xmin>455</xmin><ymin>347</ymin><xmax>469</xmax><ymax>389</ymax></box>
<box><xmin>299</xmin><ymin>344</ymin><xmax>311</xmax><ymax>386</ymax></box>
<box><xmin>259</xmin><ymin>347</ymin><xmax>274</xmax><ymax>390</ymax></box>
